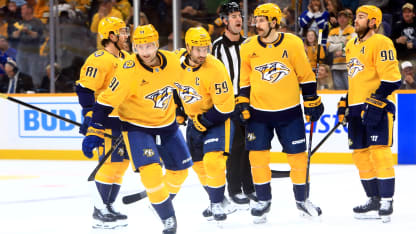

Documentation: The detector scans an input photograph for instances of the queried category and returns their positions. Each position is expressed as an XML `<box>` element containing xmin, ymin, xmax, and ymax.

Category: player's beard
<box><xmin>355</xmin><ymin>22</ymin><xmax>370</xmax><ymax>40</ymax></box>
<box><xmin>189</xmin><ymin>54</ymin><xmax>206</xmax><ymax>65</ymax></box>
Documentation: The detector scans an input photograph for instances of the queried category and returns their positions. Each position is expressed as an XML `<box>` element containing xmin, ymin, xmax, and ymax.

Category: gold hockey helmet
<box><xmin>254</xmin><ymin>3</ymin><xmax>282</xmax><ymax>24</ymax></box>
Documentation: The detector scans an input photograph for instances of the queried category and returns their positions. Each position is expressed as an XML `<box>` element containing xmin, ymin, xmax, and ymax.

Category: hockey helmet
<box><xmin>185</xmin><ymin>27</ymin><xmax>212</xmax><ymax>50</ymax></box>
<box><xmin>98</xmin><ymin>17</ymin><xmax>129</xmax><ymax>40</ymax></box>
<box><xmin>219</xmin><ymin>2</ymin><xmax>241</xmax><ymax>20</ymax></box>
<box><xmin>254</xmin><ymin>3</ymin><xmax>282</xmax><ymax>24</ymax></box>
<box><xmin>356</xmin><ymin>5</ymin><xmax>382</xmax><ymax>28</ymax></box>
<box><xmin>132</xmin><ymin>24</ymin><xmax>159</xmax><ymax>47</ymax></box>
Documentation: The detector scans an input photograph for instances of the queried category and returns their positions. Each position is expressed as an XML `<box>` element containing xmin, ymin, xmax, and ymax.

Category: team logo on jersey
<box><xmin>94</xmin><ymin>51</ymin><xmax>104</xmax><ymax>57</ymax></box>
<box><xmin>347</xmin><ymin>58</ymin><xmax>364</xmax><ymax>78</ymax></box>
<box><xmin>123</xmin><ymin>60</ymin><xmax>135</xmax><ymax>69</ymax></box>
<box><xmin>143</xmin><ymin>149</ymin><xmax>155</xmax><ymax>157</ymax></box>
<box><xmin>255</xmin><ymin>62</ymin><xmax>290</xmax><ymax>83</ymax></box>
<box><xmin>145</xmin><ymin>86</ymin><xmax>175</xmax><ymax>110</ymax></box>
<box><xmin>247</xmin><ymin>132</ymin><xmax>256</xmax><ymax>141</ymax></box>
<box><xmin>174</xmin><ymin>82</ymin><xmax>202</xmax><ymax>104</ymax></box>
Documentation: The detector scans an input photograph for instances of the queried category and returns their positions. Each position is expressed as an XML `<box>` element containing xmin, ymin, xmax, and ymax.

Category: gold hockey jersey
<box><xmin>97</xmin><ymin>50</ymin><xmax>183</xmax><ymax>128</ymax></box>
<box><xmin>345</xmin><ymin>34</ymin><xmax>401</xmax><ymax>106</ymax></box>
<box><xmin>239</xmin><ymin>33</ymin><xmax>316</xmax><ymax>112</ymax></box>
<box><xmin>176</xmin><ymin>49</ymin><xmax>234</xmax><ymax>120</ymax></box>
<box><xmin>77</xmin><ymin>50</ymin><xmax>128</xmax><ymax>99</ymax></box>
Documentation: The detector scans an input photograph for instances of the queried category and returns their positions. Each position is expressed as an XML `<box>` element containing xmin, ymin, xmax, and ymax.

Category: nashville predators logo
<box><xmin>255</xmin><ymin>62</ymin><xmax>290</xmax><ymax>83</ymax></box>
<box><xmin>247</xmin><ymin>132</ymin><xmax>256</xmax><ymax>141</ymax></box>
<box><xmin>174</xmin><ymin>82</ymin><xmax>202</xmax><ymax>104</ymax></box>
<box><xmin>347</xmin><ymin>58</ymin><xmax>364</xmax><ymax>78</ymax></box>
<box><xmin>145</xmin><ymin>86</ymin><xmax>175</xmax><ymax>110</ymax></box>
<box><xmin>94</xmin><ymin>51</ymin><xmax>104</xmax><ymax>57</ymax></box>
<box><xmin>143</xmin><ymin>149</ymin><xmax>155</xmax><ymax>157</ymax></box>
<box><xmin>123</xmin><ymin>60</ymin><xmax>135</xmax><ymax>69</ymax></box>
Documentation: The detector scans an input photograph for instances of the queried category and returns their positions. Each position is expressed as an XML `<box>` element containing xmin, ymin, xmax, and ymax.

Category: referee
<box><xmin>212</xmin><ymin>1</ymin><xmax>255</xmax><ymax>205</ymax></box>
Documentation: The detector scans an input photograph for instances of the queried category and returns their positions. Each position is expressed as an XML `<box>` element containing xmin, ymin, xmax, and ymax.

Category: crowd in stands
<box><xmin>0</xmin><ymin>0</ymin><xmax>415</xmax><ymax>93</ymax></box>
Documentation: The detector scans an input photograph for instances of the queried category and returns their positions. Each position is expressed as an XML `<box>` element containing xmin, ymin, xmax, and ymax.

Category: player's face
<box><xmin>116</xmin><ymin>27</ymin><xmax>130</xmax><ymax>45</ymax></box>
<box><xmin>255</xmin><ymin>16</ymin><xmax>270</xmax><ymax>37</ymax></box>
<box><xmin>189</xmin><ymin>46</ymin><xmax>209</xmax><ymax>65</ymax></box>
<box><xmin>354</xmin><ymin>12</ymin><xmax>369</xmax><ymax>36</ymax></box>
<box><xmin>135</xmin><ymin>42</ymin><xmax>158</xmax><ymax>64</ymax></box>
<box><xmin>227</xmin><ymin>11</ymin><xmax>242</xmax><ymax>34</ymax></box>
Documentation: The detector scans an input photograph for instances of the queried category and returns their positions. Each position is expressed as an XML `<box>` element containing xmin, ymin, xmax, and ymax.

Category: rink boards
<box><xmin>0</xmin><ymin>91</ymin><xmax>414</xmax><ymax>164</ymax></box>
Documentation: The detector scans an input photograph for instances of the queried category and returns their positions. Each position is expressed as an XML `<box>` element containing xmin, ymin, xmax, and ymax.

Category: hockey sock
<box><xmin>164</xmin><ymin>169</ymin><xmax>188</xmax><ymax>197</ymax></box>
<box><xmin>293</xmin><ymin>184</ymin><xmax>309</xmax><ymax>201</ymax></box>
<box><xmin>361</xmin><ymin>178</ymin><xmax>379</xmax><ymax>197</ymax></box>
<box><xmin>96</xmin><ymin>181</ymin><xmax>112</xmax><ymax>204</ymax></box>
<box><xmin>249</xmin><ymin>150</ymin><xmax>271</xmax><ymax>201</ymax></box>
<box><xmin>139</xmin><ymin>163</ymin><xmax>169</xmax><ymax>204</ymax></box>
<box><xmin>108</xmin><ymin>184</ymin><xmax>121</xmax><ymax>204</ymax></box>
<box><xmin>206</xmin><ymin>185</ymin><xmax>226</xmax><ymax>203</ymax></box>
<box><xmin>151</xmin><ymin>197</ymin><xmax>175</xmax><ymax>220</ymax></box>
<box><xmin>192</xmin><ymin>161</ymin><xmax>207</xmax><ymax>186</ymax></box>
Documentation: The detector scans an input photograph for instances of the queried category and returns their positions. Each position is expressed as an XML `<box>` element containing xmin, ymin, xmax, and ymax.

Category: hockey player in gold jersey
<box><xmin>175</xmin><ymin>27</ymin><xmax>235</xmax><ymax>222</ymax></box>
<box><xmin>237</xmin><ymin>3</ymin><xmax>324</xmax><ymax>223</ymax></box>
<box><xmin>75</xmin><ymin>17</ymin><xmax>130</xmax><ymax>229</ymax></box>
<box><xmin>338</xmin><ymin>5</ymin><xmax>401</xmax><ymax>223</ymax></box>
<box><xmin>82</xmin><ymin>24</ymin><xmax>193</xmax><ymax>233</ymax></box>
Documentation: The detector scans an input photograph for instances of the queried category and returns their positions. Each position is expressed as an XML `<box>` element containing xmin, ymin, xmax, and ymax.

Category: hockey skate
<box><xmin>353</xmin><ymin>196</ymin><xmax>380</xmax><ymax>220</ymax></box>
<box><xmin>211</xmin><ymin>202</ymin><xmax>227</xmax><ymax>221</ymax></box>
<box><xmin>251</xmin><ymin>200</ymin><xmax>271</xmax><ymax>224</ymax></box>
<box><xmin>162</xmin><ymin>216</ymin><xmax>177</xmax><ymax>234</ymax></box>
<box><xmin>296</xmin><ymin>199</ymin><xmax>322</xmax><ymax>217</ymax></box>
<box><xmin>106</xmin><ymin>204</ymin><xmax>128</xmax><ymax>227</ymax></box>
<box><xmin>92</xmin><ymin>207</ymin><xmax>118</xmax><ymax>229</ymax></box>
<box><xmin>379</xmin><ymin>198</ymin><xmax>393</xmax><ymax>223</ymax></box>
<box><xmin>202</xmin><ymin>197</ymin><xmax>236</xmax><ymax>221</ymax></box>
<box><xmin>230</xmin><ymin>192</ymin><xmax>250</xmax><ymax>204</ymax></box>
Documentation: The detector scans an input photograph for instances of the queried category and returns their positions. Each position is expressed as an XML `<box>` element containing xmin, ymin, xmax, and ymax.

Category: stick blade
<box><xmin>122</xmin><ymin>191</ymin><xmax>148</xmax><ymax>204</ymax></box>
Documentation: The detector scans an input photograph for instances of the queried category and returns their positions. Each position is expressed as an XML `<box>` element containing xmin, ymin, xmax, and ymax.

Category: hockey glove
<box><xmin>337</xmin><ymin>97</ymin><xmax>348</xmax><ymax>126</ymax></box>
<box><xmin>82</xmin><ymin>123</ymin><xmax>105</xmax><ymax>159</ymax></box>
<box><xmin>176</xmin><ymin>106</ymin><xmax>187</xmax><ymax>126</ymax></box>
<box><xmin>361</xmin><ymin>94</ymin><xmax>389</xmax><ymax>127</ymax></box>
<box><xmin>235</xmin><ymin>96</ymin><xmax>251</xmax><ymax>124</ymax></box>
<box><xmin>303</xmin><ymin>96</ymin><xmax>324</xmax><ymax>122</ymax></box>
<box><xmin>79</xmin><ymin>108</ymin><xmax>92</xmax><ymax>135</ymax></box>
<box><xmin>191</xmin><ymin>114</ymin><xmax>214</xmax><ymax>133</ymax></box>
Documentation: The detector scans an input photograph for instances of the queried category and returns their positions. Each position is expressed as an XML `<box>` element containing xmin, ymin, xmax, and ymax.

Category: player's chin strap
<box><xmin>358</xmin><ymin>20</ymin><xmax>371</xmax><ymax>41</ymax></box>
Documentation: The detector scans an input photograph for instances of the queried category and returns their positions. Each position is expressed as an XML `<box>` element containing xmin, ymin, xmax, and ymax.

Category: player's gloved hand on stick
<box><xmin>191</xmin><ymin>114</ymin><xmax>214</xmax><ymax>133</ymax></box>
<box><xmin>337</xmin><ymin>97</ymin><xmax>348</xmax><ymax>126</ymax></box>
<box><xmin>82</xmin><ymin>123</ymin><xmax>105</xmax><ymax>159</ymax></box>
<box><xmin>79</xmin><ymin>108</ymin><xmax>92</xmax><ymax>135</ymax></box>
<box><xmin>235</xmin><ymin>96</ymin><xmax>250</xmax><ymax>124</ymax></box>
<box><xmin>176</xmin><ymin>106</ymin><xmax>187</xmax><ymax>126</ymax></box>
<box><xmin>303</xmin><ymin>95</ymin><xmax>324</xmax><ymax>122</ymax></box>
<box><xmin>361</xmin><ymin>94</ymin><xmax>390</xmax><ymax>126</ymax></box>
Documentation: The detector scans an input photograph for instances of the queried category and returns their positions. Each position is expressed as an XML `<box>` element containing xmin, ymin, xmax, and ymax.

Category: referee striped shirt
<box><xmin>212</xmin><ymin>34</ymin><xmax>246</xmax><ymax>95</ymax></box>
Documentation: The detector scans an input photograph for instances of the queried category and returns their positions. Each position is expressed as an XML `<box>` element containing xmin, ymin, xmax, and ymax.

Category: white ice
<box><xmin>0</xmin><ymin>160</ymin><xmax>415</xmax><ymax>234</ymax></box>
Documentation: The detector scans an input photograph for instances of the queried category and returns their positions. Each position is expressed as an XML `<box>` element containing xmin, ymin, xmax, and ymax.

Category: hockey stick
<box><xmin>304</xmin><ymin>29</ymin><xmax>323</xmax><ymax>199</ymax></box>
<box><xmin>87</xmin><ymin>134</ymin><xmax>124</xmax><ymax>181</ymax></box>
<box><xmin>271</xmin><ymin>121</ymin><xmax>343</xmax><ymax>178</ymax></box>
<box><xmin>0</xmin><ymin>94</ymin><xmax>115</xmax><ymax>139</ymax></box>
<box><xmin>122</xmin><ymin>190</ymin><xmax>148</xmax><ymax>204</ymax></box>
<box><xmin>0</xmin><ymin>94</ymin><xmax>126</xmax><ymax>181</ymax></box>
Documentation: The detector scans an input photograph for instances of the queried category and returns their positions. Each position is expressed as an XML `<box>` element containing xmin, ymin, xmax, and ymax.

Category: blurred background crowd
<box><xmin>0</xmin><ymin>0</ymin><xmax>415</xmax><ymax>93</ymax></box>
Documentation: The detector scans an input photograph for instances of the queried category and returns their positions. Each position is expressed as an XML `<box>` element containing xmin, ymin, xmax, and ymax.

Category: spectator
<box><xmin>4</xmin><ymin>0</ymin><xmax>22</xmax><ymax>49</ymax></box>
<box><xmin>33</xmin><ymin>0</ymin><xmax>49</xmax><ymax>24</ymax></box>
<box><xmin>0</xmin><ymin>35</ymin><xmax>16</xmax><ymax>77</ymax></box>
<box><xmin>317</xmin><ymin>64</ymin><xmax>334</xmax><ymax>90</ymax></box>
<box><xmin>304</xmin><ymin>29</ymin><xmax>325</xmax><ymax>72</ymax></box>
<box><xmin>0</xmin><ymin>8</ymin><xmax>7</xmax><ymax>38</ymax></box>
<box><xmin>57</xmin><ymin>56</ymin><xmax>83</xmax><ymax>91</ymax></box>
<box><xmin>10</xmin><ymin>4</ymin><xmax>44</xmax><ymax>88</ymax></box>
<box><xmin>4</xmin><ymin>57</ymin><xmax>34</xmax><ymax>93</ymax></box>
<box><xmin>38</xmin><ymin>63</ymin><xmax>63</xmax><ymax>93</ymax></box>
<box><xmin>181</xmin><ymin>0</ymin><xmax>207</xmax><ymax>23</ymax></box>
<box><xmin>400</xmin><ymin>61</ymin><xmax>416</xmax><ymax>89</ymax></box>
<box><xmin>327</xmin><ymin>9</ymin><xmax>355</xmax><ymax>90</ymax></box>
<box><xmin>114</xmin><ymin>0</ymin><xmax>131</xmax><ymax>22</ymax></box>
<box><xmin>282</xmin><ymin>6</ymin><xmax>296</xmax><ymax>33</ymax></box>
<box><xmin>299</xmin><ymin>0</ymin><xmax>329</xmax><ymax>47</ymax></box>
<box><xmin>325</xmin><ymin>0</ymin><xmax>341</xmax><ymax>29</ymax></box>
<box><xmin>90</xmin><ymin>0</ymin><xmax>122</xmax><ymax>49</ymax></box>
<box><xmin>392</xmin><ymin>3</ymin><xmax>416</xmax><ymax>60</ymax></box>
